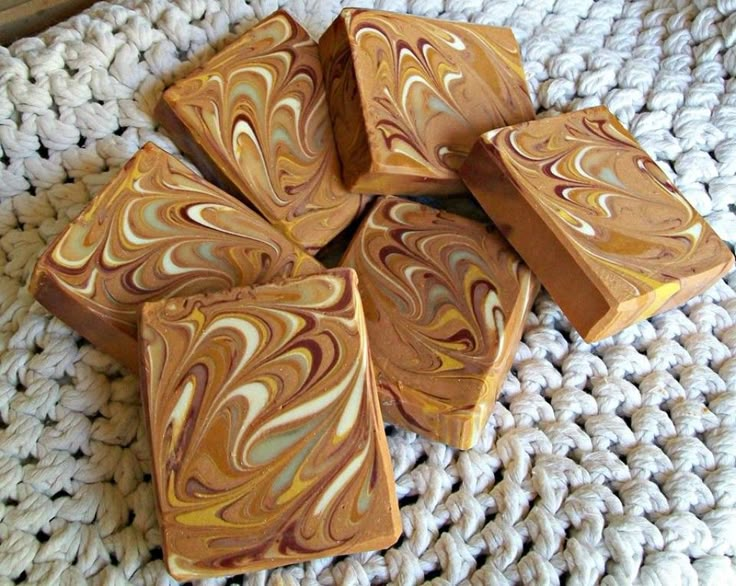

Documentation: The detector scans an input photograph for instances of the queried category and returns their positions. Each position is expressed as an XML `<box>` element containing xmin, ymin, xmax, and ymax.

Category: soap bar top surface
<box><xmin>158</xmin><ymin>10</ymin><xmax>365</xmax><ymax>254</ymax></box>
<box><xmin>319</xmin><ymin>8</ymin><xmax>534</xmax><ymax>195</ymax></box>
<box><xmin>342</xmin><ymin>198</ymin><xmax>538</xmax><ymax>449</ymax></box>
<box><xmin>461</xmin><ymin>106</ymin><xmax>734</xmax><ymax>341</ymax></box>
<box><xmin>30</xmin><ymin>142</ymin><xmax>321</xmax><ymax>369</ymax></box>
<box><xmin>139</xmin><ymin>269</ymin><xmax>401</xmax><ymax>579</ymax></box>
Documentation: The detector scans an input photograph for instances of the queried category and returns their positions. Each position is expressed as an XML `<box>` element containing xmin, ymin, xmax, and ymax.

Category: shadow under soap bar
<box><xmin>319</xmin><ymin>8</ymin><xmax>534</xmax><ymax>196</ymax></box>
<box><xmin>461</xmin><ymin>106</ymin><xmax>735</xmax><ymax>341</ymax></box>
<box><xmin>30</xmin><ymin>142</ymin><xmax>321</xmax><ymax>370</ymax></box>
<box><xmin>341</xmin><ymin>198</ymin><xmax>538</xmax><ymax>449</ymax></box>
<box><xmin>157</xmin><ymin>10</ymin><xmax>367</xmax><ymax>254</ymax></box>
<box><xmin>139</xmin><ymin>269</ymin><xmax>401</xmax><ymax>580</ymax></box>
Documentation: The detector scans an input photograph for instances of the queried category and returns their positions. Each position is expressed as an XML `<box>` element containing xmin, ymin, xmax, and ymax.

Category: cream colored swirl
<box><xmin>341</xmin><ymin>198</ymin><xmax>538</xmax><ymax>449</ymax></box>
<box><xmin>139</xmin><ymin>269</ymin><xmax>400</xmax><ymax>579</ymax></box>
<box><xmin>161</xmin><ymin>11</ymin><xmax>366</xmax><ymax>254</ymax></box>
<box><xmin>479</xmin><ymin>106</ymin><xmax>734</xmax><ymax>335</ymax></box>
<box><xmin>34</xmin><ymin>143</ymin><xmax>321</xmax><ymax>339</ymax></box>
<box><xmin>320</xmin><ymin>8</ymin><xmax>534</xmax><ymax>194</ymax></box>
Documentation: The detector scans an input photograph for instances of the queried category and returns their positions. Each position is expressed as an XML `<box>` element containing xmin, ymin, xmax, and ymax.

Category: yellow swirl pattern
<box><xmin>30</xmin><ymin>143</ymin><xmax>321</xmax><ymax>368</ymax></box>
<box><xmin>139</xmin><ymin>269</ymin><xmax>401</xmax><ymax>579</ymax></box>
<box><xmin>320</xmin><ymin>8</ymin><xmax>535</xmax><ymax>195</ymax></box>
<box><xmin>342</xmin><ymin>198</ymin><xmax>538</xmax><ymax>449</ymax></box>
<box><xmin>473</xmin><ymin>106</ymin><xmax>734</xmax><ymax>340</ymax></box>
<box><xmin>159</xmin><ymin>11</ymin><xmax>366</xmax><ymax>254</ymax></box>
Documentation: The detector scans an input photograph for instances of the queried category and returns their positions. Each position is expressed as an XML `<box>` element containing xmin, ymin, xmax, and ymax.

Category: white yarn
<box><xmin>0</xmin><ymin>0</ymin><xmax>734</xmax><ymax>584</ymax></box>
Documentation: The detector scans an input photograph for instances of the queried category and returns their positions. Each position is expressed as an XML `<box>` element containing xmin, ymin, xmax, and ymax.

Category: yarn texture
<box><xmin>0</xmin><ymin>0</ymin><xmax>735</xmax><ymax>584</ymax></box>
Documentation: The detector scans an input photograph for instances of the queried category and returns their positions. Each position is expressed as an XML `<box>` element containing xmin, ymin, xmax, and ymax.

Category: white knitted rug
<box><xmin>1</xmin><ymin>0</ymin><xmax>735</xmax><ymax>584</ymax></box>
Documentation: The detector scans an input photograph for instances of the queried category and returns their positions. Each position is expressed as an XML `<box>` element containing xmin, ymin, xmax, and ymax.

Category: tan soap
<box><xmin>319</xmin><ymin>8</ymin><xmax>534</xmax><ymax>196</ymax></box>
<box><xmin>29</xmin><ymin>143</ymin><xmax>321</xmax><ymax>370</ymax></box>
<box><xmin>341</xmin><ymin>198</ymin><xmax>538</xmax><ymax>448</ymax></box>
<box><xmin>139</xmin><ymin>269</ymin><xmax>401</xmax><ymax>579</ymax></box>
<box><xmin>460</xmin><ymin>106</ymin><xmax>734</xmax><ymax>341</ymax></box>
<box><xmin>156</xmin><ymin>10</ymin><xmax>367</xmax><ymax>254</ymax></box>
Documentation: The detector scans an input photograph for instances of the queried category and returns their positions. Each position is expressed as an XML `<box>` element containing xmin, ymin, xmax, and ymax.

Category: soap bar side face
<box><xmin>342</xmin><ymin>198</ymin><xmax>538</xmax><ymax>448</ymax></box>
<box><xmin>159</xmin><ymin>10</ymin><xmax>365</xmax><ymax>254</ymax></box>
<box><xmin>318</xmin><ymin>12</ymin><xmax>374</xmax><ymax>192</ymax></box>
<box><xmin>462</xmin><ymin>106</ymin><xmax>734</xmax><ymax>340</ymax></box>
<box><xmin>460</xmin><ymin>138</ymin><xmax>613</xmax><ymax>338</ymax></box>
<box><xmin>320</xmin><ymin>9</ymin><xmax>535</xmax><ymax>195</ymax></box>
<box><xmin>139</xmin><ymin>269</ymin><xmax>401</xmax><ymax>579</ymax></box>
<box><xmin>29</xmin><ymin>143</ymin><xmax>322</xmax><ymax>370</ymax></box>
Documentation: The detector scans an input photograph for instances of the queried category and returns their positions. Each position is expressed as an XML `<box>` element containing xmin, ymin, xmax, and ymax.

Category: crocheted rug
<box><xmin>1</xmin><ymin>0</ymin><xmax>735</xmax><ymax>584</ymax></box>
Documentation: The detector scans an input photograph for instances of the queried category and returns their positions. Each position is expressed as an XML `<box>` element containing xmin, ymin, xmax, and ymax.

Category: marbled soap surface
<box><xmin>320</xmin><ymin>8</ymin><xmax>534</xmax><ymax>194</ymax></box>
<box><xmin>160</xmin><ymin>11</ymin><xmax>366</xmax><ymax>253</ymax></box>
<box><xmin>463</xmin><ymin>106</ymin><xmax>734</xmax><ymax>340</ymax></box>
<box><xmin>139</xmin><ymin>269</ymin><xmax>401</xmax><ymax>579</ymax></box>
<box><xmin>30</xmin><ymin>143</ymin><xmax>320</xmax><ymax>359</ymax></box>
<box><xmin>342</xmin><ymin>198</ymin><xmax>538</xmax><ymax>448</ymax></box>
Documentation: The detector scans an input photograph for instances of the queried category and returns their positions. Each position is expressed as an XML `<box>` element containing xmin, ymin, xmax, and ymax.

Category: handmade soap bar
<box><xmin>30</xmin><ymin>143</ymin><xmax>321</xmax><ymax>371</ymax></box>
<box><xmin>342</xmin><ymin>198</ymin><xmax>538</xmax><ymax>449</ymax></box>
<box><xmin>319</xmin><ymin>8</ymin><xmax>534</xmax><ymax>196</ymax></box>
<box><xmin>461</xmin><ymin>106</ymin><xmax>735</xmax><ymax>341</ymax></box>
<box><xmin>139</xmin><ymin>269</ymin><xmax>401</xmax><ymax>580</ymax></box>
<box><xmin>156</xmin><ymin>10</ymin><xmax>366</xmax><ymax>254</ymax></box>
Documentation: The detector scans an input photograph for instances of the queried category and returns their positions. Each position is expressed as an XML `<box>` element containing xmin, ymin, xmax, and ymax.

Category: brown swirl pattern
<box><xmin>159</xmin><ymin>10</ymin><xmax>366</xmax><ymax>254</ymax></box>
<box><xmin>341</xmin><ymin>198</ymin><xmax>538</xmax><ymax>449</ymax></box>
<box><xmin>468</xmin><ymin>106</ymin><xmax>734</xmax><ymax>340</ymax></box>
<box><xmin>139</xmin><ymin>269</ymin><xmax>401</xmax><ymax>579</ymax></box>
<box><xmin>319</xmin><ymin>8</ymin><xmax>534</xmax><ymax>195</ymax></box>
<box><xmin>30</xmin><ymin>143</ymin><xmax>322</xmax><ymax>369</ymax></box>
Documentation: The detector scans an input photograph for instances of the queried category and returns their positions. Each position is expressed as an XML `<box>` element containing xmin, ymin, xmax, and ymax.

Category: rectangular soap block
<box><xmin>29</xmin><ymin>142</ymin><xmax>322</xmax><ymax>371</ymax></box>
<box><xmin>461</xmin><ymin>106</ymin><xmax>735</xmax><ymax>341</ymax></box>
<box><xmin>341</xmin><ymin>198</ymin><xmax>538</xmax><ymax>449</ymax></box>
<box><xmin>157</xmin><ymin>10</ymin><xmax>367</xmax><ymax>254</ymax></box>
<box><xmin>319</xmin><ymin>8</ymin><xmax>535</xmax><ymax>196</ymax></box>
<box><xmin>139</xmin><ymin>269</ymin><xmax>401</xmax><ymax>580</ymax></box>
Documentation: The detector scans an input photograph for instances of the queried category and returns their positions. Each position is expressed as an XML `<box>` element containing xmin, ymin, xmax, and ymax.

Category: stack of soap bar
<box><xmin>139</xmin><ymin>269</ymin><xmax>401</xmax><ymax>579</ymax></box>
<box><xmin>157</xmin><ymin>10</ymin><xmax>366</xmax><ymax>254</ymax></box>
<box><xmin>30</xmin><ymin>142</ymin><xmax>321</xmax><ymax>370</ymax></box>
<box><xmin>342</xmin><ymin>198</ymin><xmax>538</xmax><ymax>448</ymax></box>
<box><xmin>461</xmin><ymin>106</ymin><xmax>735</xmax><ymax>341</ymax></box>
<box><xmin>319</xmin><ymin>8</ymin><xmax>535</xmax><ymax>196</ymax></box>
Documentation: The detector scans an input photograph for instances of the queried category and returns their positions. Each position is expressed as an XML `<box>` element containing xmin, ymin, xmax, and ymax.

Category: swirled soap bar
<box><xmin>139</xmin><ymin>269</ymin><xmax>401</xmax><ymax>580</ymax></box>
<box><xmin>156</xmin><ymin>10</ymin><xmax>367</xmax><ymax>254</ymax></box>
<box><xmin>461</xmin><ymin>106</ymin><xmax>735</xmax><ymax>341</ymax></box>
<box><xmin>29</xmin><ymin>142</ymin><xmax>321</xmax><ymax>371</ymax></box>
<box><xmin>342</xmin><ymin>198</ymin><xmax>538</xmax><ymax>449</ymax></box>
<box><xmin>319</xmin><ymin>8</ymin><xmax>534</xmax><ymax>196</ymax></box>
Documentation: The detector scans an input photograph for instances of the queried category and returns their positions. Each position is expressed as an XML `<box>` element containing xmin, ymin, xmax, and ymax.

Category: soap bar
<box><xmin>341</xmin><ymin>198</ymin><xmax>538</xmax><ymax>449</ymax></box>
<box><xmin>461</xmin><ymin>106</ymin><xmax>735</xmax><ymax>341</ymax></box>
<box><xmin>319</xmin><ymin>8</ymin><xmax>534</xmax><ymax>196</ymax></box>
<box><xmin>30</xmin><ymin>143</ymin><xmax>322</xmax><ymax>371</ymax></box>
<box><xmin>139</xmin><ymin>269</ymin><xmax>401</xmax><ymax>580</ymax></box>
<box><xmin>156</xmin><ymin>10</ymin><xmax>367</xmax><ymax>254</ymax></box>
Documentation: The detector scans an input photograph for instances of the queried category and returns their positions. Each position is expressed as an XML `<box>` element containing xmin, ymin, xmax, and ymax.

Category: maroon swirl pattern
<box><xmin>341</xmin><ymin>198</ymin><xmax>538</xmax><ymax>448</ymax></box>
<box><xmin>139</xmin><ymin>269</ymin><xmax>401</xmax><ymax>579</ymax></box>
<box><xmin>159</xmin><ymin>10</ymin><xmax>366</xmax><ymax>253</ymax></box>
<box><xmin>320</xmin><ymin>8</ymin><xmax>535</xmax><ymax>195</ymax></box>
<box><xmin>30</xmin><ymin>143</ymin><xmax>321</xmax><ymax>369</ymax></box>
<box><xmin>466</xmin><ymin>106</ymin><xmax>735</xmax><ymax>340</ymax></box>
